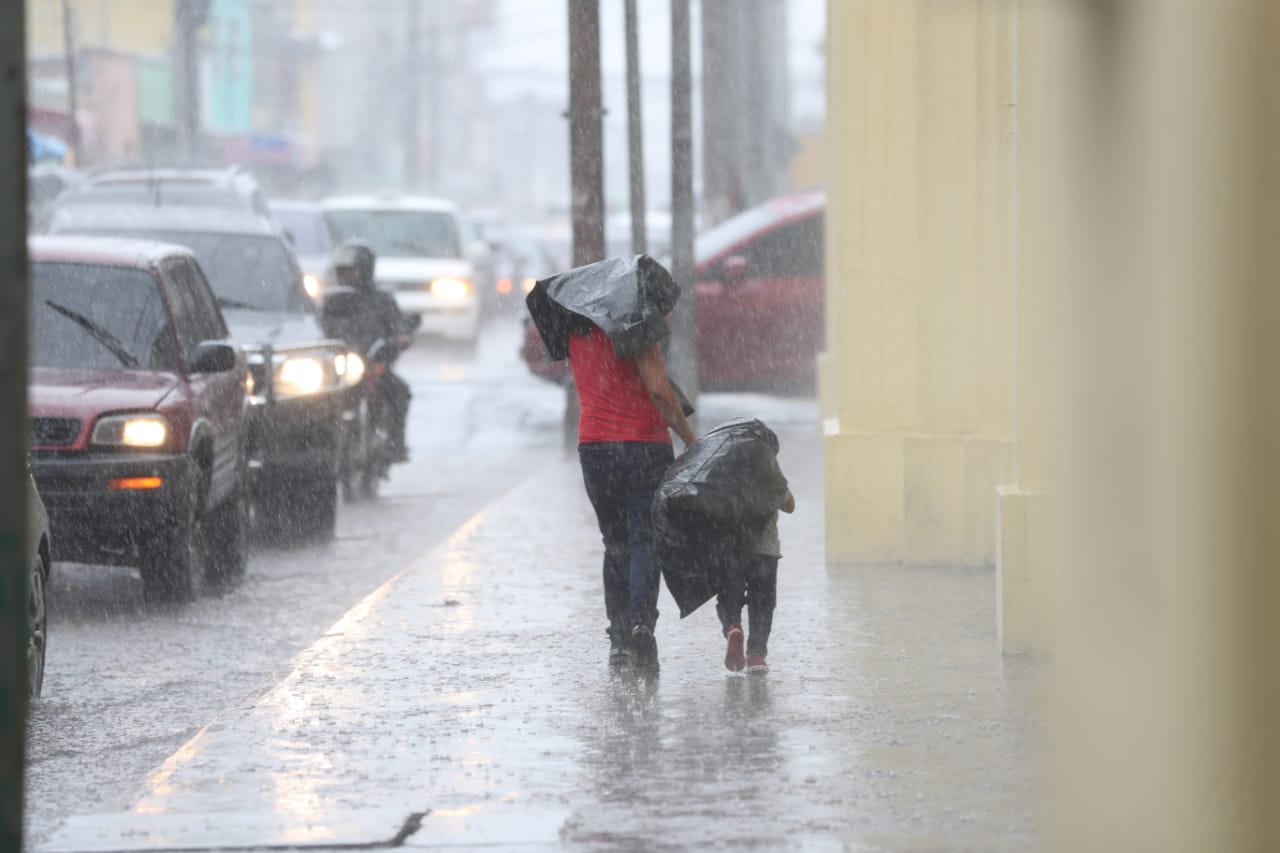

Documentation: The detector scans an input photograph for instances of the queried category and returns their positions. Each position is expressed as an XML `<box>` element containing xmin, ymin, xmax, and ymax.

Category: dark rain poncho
<box><xmin>526</xmin><ymin>254</ymin><xmax>680</xmax><ymax>360</ymax></box>
<box><xmin>653</xmin><ymin>418</ymin><xmax>790</xmax><ymax>617</ymax></box>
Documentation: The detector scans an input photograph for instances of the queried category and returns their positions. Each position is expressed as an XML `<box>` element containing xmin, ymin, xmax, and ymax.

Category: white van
<box><xmin>322</xmin><ymin>194</ymin><xmax>480</xmax><ymax>341</ymax></box>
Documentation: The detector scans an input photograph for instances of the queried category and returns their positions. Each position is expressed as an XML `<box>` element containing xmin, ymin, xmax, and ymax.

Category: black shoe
<box><xmin>609</xmin><ymin>634</ymin><xmax>630</xmax><ymax>665</ymax></box>
<box><xmin>630</xmin><ymin>625</ymin><xmax>659</xmax><ymax>670</ymax></box>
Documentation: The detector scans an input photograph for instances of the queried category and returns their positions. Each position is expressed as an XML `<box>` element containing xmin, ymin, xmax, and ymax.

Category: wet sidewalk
<box><xmin>43</xmin><ymin>409</ymin><xmax>1038</xmax><ymax>852</ymax></box>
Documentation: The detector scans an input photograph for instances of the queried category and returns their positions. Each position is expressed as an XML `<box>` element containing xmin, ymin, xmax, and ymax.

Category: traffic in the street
<box><xmin>25</xmin><ymin>316</ymin><xmax>569</xmax><ymax>846</ymax></box>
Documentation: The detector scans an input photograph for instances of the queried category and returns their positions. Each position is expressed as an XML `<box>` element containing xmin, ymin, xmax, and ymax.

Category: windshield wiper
<box><xmin>44</xmin><ymin>300</ymin><xmax>140</xmax><ymax>369</ymax></box>
<box><xmin>217</xmin><ymin>296</ymin><xmax>264</xmax><ymax>311</ymax></box>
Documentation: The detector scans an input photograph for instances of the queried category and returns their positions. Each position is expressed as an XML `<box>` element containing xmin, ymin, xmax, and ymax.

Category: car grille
<box><xmin>388</xmin><ymin>280</ymin><xmax>427</xmax><ymax>292</ymax></box>
<box><xmin>30</xmin><ymin>416</ymin><xmax>80</xmax><ymax>448</ymax></box>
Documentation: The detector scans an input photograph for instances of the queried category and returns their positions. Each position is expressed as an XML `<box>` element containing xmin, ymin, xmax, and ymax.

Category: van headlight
<box><xmin>429</xmin><ymin>277</ymin><xmax>471</xmax><ymax>299</ymax></box>
<box><xmin>92</xmin><ymin>414</ymin><xmax>169</xmax><ymax>449</ymax></box>
<box><xmin>303</xmin><ymin>273</ymin><xmax>322</xmax><ymax>300</ymax></box>
<box><xmin>275</xmin><ymin>356</ymin><xmax>327</xmax><ymax>397</ymax></box>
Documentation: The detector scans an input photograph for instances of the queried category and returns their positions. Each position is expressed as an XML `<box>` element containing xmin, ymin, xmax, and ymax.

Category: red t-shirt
<box><xmin>569</xmin><ymin>327</ymin><xmax>671</xmax><ymax>445</ymax></box>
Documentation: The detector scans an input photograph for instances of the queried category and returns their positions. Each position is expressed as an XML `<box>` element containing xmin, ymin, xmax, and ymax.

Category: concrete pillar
<box><xmin>822</xmin><ymin>0</ymin><xmax>1015</xmax><ymax>566</ymax></box>
<box><xmin>1046</xmin><ymin>1</ymin><xmax>1280</xmax><ymax>848</ymax></box>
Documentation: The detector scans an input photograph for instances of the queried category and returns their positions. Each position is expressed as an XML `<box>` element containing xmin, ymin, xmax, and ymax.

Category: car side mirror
<box><xmin>722</xmin><ymin>255</ymin><xmax>749</xmax><ymax>286</ymax></box>
<box><xmin>189</xmin><ymin>341</ymin><xmax>238</xmax><ymax>374</ymax></box>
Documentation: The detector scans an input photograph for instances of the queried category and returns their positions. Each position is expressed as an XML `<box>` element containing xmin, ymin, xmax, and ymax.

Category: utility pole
<box><xmin>60</xmin><ymin>0</ymin><xmax>81</xmax><ymax>165</ymax></box>
<box><xmin>623</xmin><ymin>0</ymin><xmax>646</xmax><ymax>255</ymax></box>
<box><xmin>0</xmin><ymin>3</ymin><xmax>30</xmax><ymax>848</ymax></box>
<box><xmin>565</xmin><ymin>0</ymin><xmax>605</xmax><ymax>447</ymax></box>
<box><xmin>567</xmin><ymin>0</ymin><xmax>605</xmax><ymax>266</ymax></box>
<box><xmin>741</xmin><ymin>0</ymin><xmax>768</xmax><ymax>206</ymax></box>
<box><xmin>403</xmin><ymin>0</ymin><xmax>421</xmax><ymax>189</ymax></box>
<box><xmin>669</xmin><ymin>0</ymin><xmax>698</xmax><ymax>401</ymax></box>
<box><xmin>426</xmin><ymin>2</ymin><xmax>441</xmax><ymax>191</ymax></box>
<box><xmin>173</xmin><ymin>0</ymin><xmax>210</xmax><ymax>162</ymax></box>
<box><xmin>700</xmin><ymin>0</ymin><xmax>732</xmax><ymax>226</ymax></box>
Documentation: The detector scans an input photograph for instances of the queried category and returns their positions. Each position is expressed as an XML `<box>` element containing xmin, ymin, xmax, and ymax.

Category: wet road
<box><xmin>36</xmin><ymin>399</ymin><xmax>1037</xmax><ymax>852</ymax></box>
<box><xmin>24</xmin><ymin>317</ymin><xmax>565</xmax><ymax>847</ymax></box>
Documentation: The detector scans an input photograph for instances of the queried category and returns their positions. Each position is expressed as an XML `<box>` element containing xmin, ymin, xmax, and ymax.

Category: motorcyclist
<box><xmin>324</xmin><ymin>240</ymin><xmax>412</xmax><ymax>462</ymax></box>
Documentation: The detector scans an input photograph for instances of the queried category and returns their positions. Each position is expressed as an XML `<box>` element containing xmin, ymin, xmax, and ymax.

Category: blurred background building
<box><xmin>25</xmin><ymin>0</ymin><xmax>824</xmax><ymax>220</ymax></box>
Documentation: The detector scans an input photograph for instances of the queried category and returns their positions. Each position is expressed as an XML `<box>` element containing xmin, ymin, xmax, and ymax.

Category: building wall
<box><xmin>203</xmin><ymin>0</ymin><xmax>253</xmax><ymax>134</ymax></box>
<box><xmin>826</xmin><ymin>1</ymin><xmax>1280</xmax><ymax>847</ymax></box>
<box><xmin>28</xmin><ymin>0</ymin><xmax>173</xmax><ymax>57</ymax></box>
<box><xmin>821</xmin><ymin>0</ymin><xmax>1016</xmax><ymax>566</ymax></box>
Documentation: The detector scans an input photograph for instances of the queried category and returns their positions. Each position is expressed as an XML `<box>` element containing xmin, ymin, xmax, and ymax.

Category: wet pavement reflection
<box><xmin>40</xmin><ymin>401</ymin><xmax>1038</xmax><ymax>851</ymax></box>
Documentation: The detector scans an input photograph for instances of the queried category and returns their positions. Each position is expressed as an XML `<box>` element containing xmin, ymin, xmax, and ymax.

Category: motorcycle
<box><xmin>339</xmin><ymin>336</ymin><xmax>407</xmax><ymax>501</ymax></box>
<box><xmin>321</xmin><ymin>289</ymin><xmax>418</xmax><ymax>501</ymax></box>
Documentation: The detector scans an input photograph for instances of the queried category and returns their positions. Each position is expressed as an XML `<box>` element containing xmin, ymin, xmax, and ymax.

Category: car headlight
<box><xmin>92</xmin><ymin>414</ymin><xmax>169</xmax><ymax>449</ymax></box>
<box><xmin>336</xmin><ymin>352</ymin><xmax>366</xmax><ymax>386</ymax></box>
<box><xmin>275</xmin><ymin>356</ymin><xmax>327</xmax><ymax>397</ymax></box>
<box><xmin>303</xmin><ymin>273</ymin><xmax>322</xmax><ymax>300</ymax></box>
<box><xmin>429</xmin><ymin>277</ymin><xmax>471</xmax><ymax>299</ymax></box>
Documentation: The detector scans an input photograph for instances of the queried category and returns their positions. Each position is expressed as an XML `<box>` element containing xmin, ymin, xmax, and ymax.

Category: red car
<box><xmin>27</xmin><ymin>237</ymin><xmax>250</xmax><ymax>603</ymax></box>
<box><xmin>522</xmin><ymin>192</ymin><xmax>825</xmax><ymax>391</ymax></box>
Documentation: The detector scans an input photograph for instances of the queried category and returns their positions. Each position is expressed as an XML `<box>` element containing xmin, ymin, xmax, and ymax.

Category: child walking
<box><xmin>718</xmin><ymin>487</ymin><xmax>795</xmax><ymax>674</ymax></box>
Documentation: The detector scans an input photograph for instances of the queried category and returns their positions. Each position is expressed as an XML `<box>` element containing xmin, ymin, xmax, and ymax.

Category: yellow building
<box><xmin>819</xmin><ymin>1</ymin><xmax>1018</xmax><ymax>571</ymax></box>
<box><xmin>822</xmin><ymin>1</ymin><xmax>1278</xmax><ymax>848</ymax></box>
<box><xmin>27</xmin><ymin>0</ymin><xmax>173</xmax><ymax>57</ymax></box>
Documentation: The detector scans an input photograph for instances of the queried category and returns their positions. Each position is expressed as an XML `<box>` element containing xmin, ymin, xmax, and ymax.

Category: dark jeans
<box><xmin>717</xmin><ymin>555</ymin><xmax>779</xmax><ymax>658</ymax></box>
<box><xmin>578</xmin><ymin>441</ymin><xmax>675</xmax><ymax>643</ymax></box>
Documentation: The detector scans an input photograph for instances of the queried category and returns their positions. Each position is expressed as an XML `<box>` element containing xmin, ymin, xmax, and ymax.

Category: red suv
<box><xmin>522</xmin><ymin>192</ymin><xmax>825</xmax><ymax>391</ymax></box>
<box><xmin>27</xmin><ymin>237</ymin><xmax>249</xmax><ymax>603</ymax></box>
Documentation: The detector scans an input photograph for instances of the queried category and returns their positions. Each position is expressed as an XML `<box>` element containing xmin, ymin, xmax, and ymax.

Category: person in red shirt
<box><xmin>571</xmin><ymin>324</ymin><xmax>697</xmax><ymax>670</ymax></box>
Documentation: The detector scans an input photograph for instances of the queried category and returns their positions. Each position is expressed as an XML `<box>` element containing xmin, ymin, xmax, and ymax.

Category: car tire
<box><xmin>294</xmin><ymin>473</ymin><xmax>338</xmax><ymax>543</ymax></box>
<box><xmin>341</xmin><ymin>405</ymin><xmax>372</xmax><ymax>504</ymax></box>
<box><xmin>27</xmin><ymin>556</ymin><xmax>47</xmax><ymax>699</ymax></box>
<box><xmin>206</xmin><ymin>485</ymin><xmax>248</xmax><ymax>583</ymax></box>
<box><xmin>141</xmin><ymin>497</ymin><xmax>205</xmax><ymax>604</ymax></box>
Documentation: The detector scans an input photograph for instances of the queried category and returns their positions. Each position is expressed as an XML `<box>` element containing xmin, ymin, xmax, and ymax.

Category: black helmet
<box><xmin>332</xmin><ymin>240</ymin><xmax>376</xmax><ymax>291</ymax></box>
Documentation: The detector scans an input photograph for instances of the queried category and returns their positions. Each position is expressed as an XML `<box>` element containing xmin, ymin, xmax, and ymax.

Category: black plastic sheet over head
<box><xmin>526</xmin><ymin>254</ymin><xmax>680</xmax><ymax>360</ymax></box>
<box><xmin>654</xmin><ymin>418</ymin><xmax>790</xmax><ymax>618</ymax></box>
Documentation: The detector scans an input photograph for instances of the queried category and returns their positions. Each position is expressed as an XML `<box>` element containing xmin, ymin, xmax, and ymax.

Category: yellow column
<box><xmin>823</xmin><ymin>0</ymin><xmax>1015</xmax><ymax>566</ymax></box>
<box><xmin>1048</xmin><ymin>1</ymin><xmax>1279</xmax><ymax>848</ymax></box>
<box><xmin>996</xmin><ymin>1</ymin><xmax>1052</xmax><ymax>654</ymax></box>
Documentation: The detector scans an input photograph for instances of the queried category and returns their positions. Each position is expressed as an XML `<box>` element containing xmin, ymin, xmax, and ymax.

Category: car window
<box><xmin>694</xmin><ymin>205</ymin><xmax>780</xmax><ymax>264</ymax></box>
<box><xmin>734</xmin><ymin>215</ymin><xmax>825</xmax><ymax>280</ymax></box>
<box><xmin>30</xmin><ymin>262</ymin><xmax>181</xmax><ymax>372</ymax></box>
<box><xmin>83</xmin><ymin>230</ymin><xmax>310</xmax><ymax>314</ymax></box>
<box><xmin>274</xmin><ymin>208</ymin><xmax>330</xmax><ymax>256</ymax></box>
<box><xmin>324</xmin><ymin>209</ymin><xmax>461</xmax><ymax>258</ymax></box>
<box><xmin>164</xmin><ymin>258</ymin><xmax>228</xmax><ymax>352</ymax></box>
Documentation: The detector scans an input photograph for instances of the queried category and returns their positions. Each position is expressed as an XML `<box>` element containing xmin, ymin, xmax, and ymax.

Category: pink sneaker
<box><xmin>724</xmin><ymin>625</ymin><xmax>746</xmax><ymax>672</ymax></box>
<box><xmin>745</xmin><ymin>655</ymin><xmax>768</xmax><ymax>674</ymax></box>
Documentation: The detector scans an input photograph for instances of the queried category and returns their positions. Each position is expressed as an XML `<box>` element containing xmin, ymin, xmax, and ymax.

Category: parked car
<box><xmin>521</xmin><ymin>192</ymin><xmax>826</xmax><ymax>392</ymax></box>
<box><xmin>27</xmin><ymin>236</ymin><xmax>249</xmax><ymax>602</ymax></box>
<box><xmin>46</xmin><ymin>206</ymin><xmax>357</xmax><ymax>541</ymax></box>
<box><xmin>48</xmin><ymin>165</ymin><xmax>270</xmax><ymax>221</ymax></box>
<box><xmin>26</xmin><ymin>472</ymin><xmax>50</xmax><ymax>697</ymax></box>
<box><xmin>487</xmin><ymin>226</ymin><xmax>555</xmax><ymax>313</ymax></box>
<box><xmin>270</xmin><ymin>200</ymin><xmax>334</xmax><ymax>302</ymax></box>
<box><xmin>322</xmin><ymin>195</ymin><xmax>481</xmax><ymax>341</ymax></box>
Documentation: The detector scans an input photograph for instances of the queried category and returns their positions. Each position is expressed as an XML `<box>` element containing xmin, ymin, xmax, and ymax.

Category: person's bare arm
<box><xmin>634</xmin><ymin>343</ymin><xmax>697</xmax><ymax>447</ymax></box>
